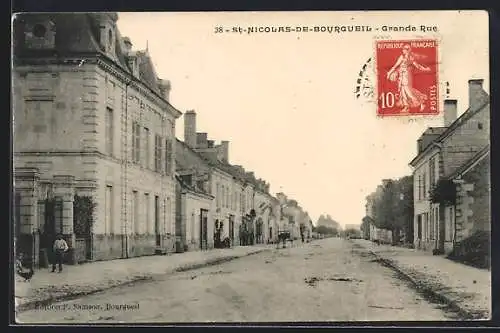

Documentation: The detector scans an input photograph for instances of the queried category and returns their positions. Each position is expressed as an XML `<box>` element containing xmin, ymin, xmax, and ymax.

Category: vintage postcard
<box><xmin>12</xmin><ymin>11</ymin><xmax>490</xmax><ymax>324</ymax></box>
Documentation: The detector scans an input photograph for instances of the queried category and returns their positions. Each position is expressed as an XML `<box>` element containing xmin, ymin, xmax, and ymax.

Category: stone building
<box><xmin>277</xmin><ymin>194</ymin><xmax>302</xmax><ymax>240</ymax></box>
<box><xmin>174</xmin><ymin>138</ymin><xmax>215</xmax><ymax>251</ymax></box>
<box><xmin>174</xmin><ymin>175</ymin><xmax>213</xmax><ymax>252</ymax></box>
<box><xmin>180</xmin><ymin>110</ymin><xmax>251</xmax><ymax>248</ymax></box>
<box><xmin>253</xmin><ymin>179</ymin><xmax>273</xmax><ymax>244</ymax></box>
<box><xmin>409</xmin><ymin>79</ymin><xmax>490</xmax><ymax>254</ymax></box>
<box><xmin>445</xmin><ymin>145</ymin><xmax>490</xmax><ymax>244</ymax></box>
<box><xmin>12</xmin><ymin>13</ymin><xmax>181</xmax><ymax>266</ymax></box>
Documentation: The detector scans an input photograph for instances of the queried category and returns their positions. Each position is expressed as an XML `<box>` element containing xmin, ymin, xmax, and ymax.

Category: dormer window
<box><xmin>33</xmin><ymin>24</ymin><xmax>47</xmax><ymax>38</ymax></box>
<box><xmin>108</xmin><ymin>29</ymin><xmax>114</xmax><ymax>51</ymax></box>
<box><xmin>24</xmin><ymin>20</ymin><xmax>56</xmax><ymax>49</ymax></box>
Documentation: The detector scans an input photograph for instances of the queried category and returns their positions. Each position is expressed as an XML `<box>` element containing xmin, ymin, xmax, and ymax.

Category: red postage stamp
<box><xmin>375</xmin><ymin>39</ymin><xmax>439</xmax><ymax>117</ymax></box>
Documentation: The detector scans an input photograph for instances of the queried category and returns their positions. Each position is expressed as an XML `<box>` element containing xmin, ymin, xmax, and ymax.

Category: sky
<box><xmin>116</xmin><ymin>11</ymin><xmax>489</xmax><ymax>228</ymax></box>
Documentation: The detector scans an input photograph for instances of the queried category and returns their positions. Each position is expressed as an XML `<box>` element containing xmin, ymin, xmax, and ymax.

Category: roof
<box><xmin>13</xmin><ymin>13</ymin><xmax>181</xmax><ymax>117</ymax></box>
<box><xmin>136</xmin><ymin>51</ymin><xmax>161</xmax><ymax>95</ymax></box>
<box><xmin>175</xmin><ymin>138</ymin><xmax>211</xmax><ymax>170</ymax></box>
<box><xmin>362</xmin><ymin>216</ymin><xmax>375</xmax><ymax>223</ymax></box>
<box><xmin>410</xmin><ymin>97</ymin><xmax>490</xmax><ymax>167</ymax></box>
<box><xmin>447</xmin><ymin>144</ymin><xmax>490</xmax><ymax>180</ymax></box>
<box><xmin>419</xmin><ymin>127</ymin><xmax>447</xmax><ymax>138</ymax></box>
<box><xmin>175</xmin><ymin>175</ymin><xmax>213</xmax><ymax>200</ymax></box>
<box><xmin>175</xmin><ymin>138</ymin><xmax>253</xmax><ymax>185</ymax></box>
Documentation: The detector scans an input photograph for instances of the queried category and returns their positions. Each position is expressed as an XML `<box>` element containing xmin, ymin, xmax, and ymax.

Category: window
<box><xmin>423</xmin><ymin>172</ymin><xmax>427</xmax><ymax>199</ymax></box>
<box><xmin>167</xmin><ymin>197</ymin><xmax>173</xmax><ymax>234</ymax></box>
<box><xmin>164</xmin><ymin>199</ymin><xmax>167</xmax><ymax>235</ymax></box>
<box><xmin>216</xmin><ymin>183</ymin><xmax>220</xmax><ymax>208</ymax></box>
<box><xmin>478</xmin><ymin>122</ymin><xmax>483</xmax><ymax>130</ymax></box>
<box><xmin>108</xmin><ymin>29</ymin><xmax>113</xmax><ymax>46</ymax></box>
<box><xmin>429</xmin><ymin>209</ymin><xmax>435</xmax><ymax>240</ymax></box>
<box><xmin>419</xmin><ymin>174</ymin><xmax>424</xmax><ymax>200</ymax></box>
<box><xmin>417</xmin><ymin>215</ymin><xmax>422</xmax><ymax>239</ymax></box>
<box><xmin>106</xmin><ymin>79</ymin><xmax>115</xmax><ymax>102</ymax></box>
<box><xmin>154</xmin><ymin>134</ymin><xmax>163</xmax><ymax>172</ymax></box>
<box><xmin>143</xmin><ymin>127</ymin><xmax>150</xmax><ymax>168</ymax></box>
<box><xmin>132</xmin><ymin>122</ymin><xmax>141</xmax><ymax>163</ymax></box>
<box><xmin>191</xmin><ymin>212</ymin><xmax>196</xmax><ymax>242</ymax></box>
<box><xmin>144</xmin><ymin>193</ymin><xmax>150</xmax><ymax>234</ymax></box>
<box><xmin>429</xmin><ymin>158</ymin><xmax>436</xmax><ymax>186</ymax></box>
<box><xmin>221</xmin><ymin>186</ymin><xmax>225</xmax><ymax>208</ymax></box>
<box><xmin>133</xmin><ymin>191</ymin><xmax>139</xmax><ymax>234</ymax></box>
<box><xmin>165</xmin><ymin>139</ymin><xmax>173</xmax><ymax>175</ymax></box>
<box><xmin>446</xmin><ymin>206</ymin><xmax>454</xmax><ymax>242</ymax></box>
<box><xmin>105</xmin><ymin>185</ymin><xmax>113</xmax><ymax>234</ymax></box>
<box><xmin>105</xmin><ymin>107</ymin><xmax>114</xmax><ymax>156</ymax></box>
<box><xmin>425</xmin><ymin>213</ymin><xmax>430</xmax><ymax>240</ymax></box>
<box><xmin>33</xmin><ymin>24</ymin><xmax>47</xmax><ymax>38</ymax></box>
<box><xmin>435</xmin><ymin>207</ymin><xmax>439</xmax><ymax>240</ymax></box>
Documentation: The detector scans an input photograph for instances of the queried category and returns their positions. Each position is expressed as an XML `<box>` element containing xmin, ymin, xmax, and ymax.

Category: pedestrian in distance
<box><xmin>52</xmin><ymin>234</ymin><xmax>69</xmax><ymax>273</ymax></box>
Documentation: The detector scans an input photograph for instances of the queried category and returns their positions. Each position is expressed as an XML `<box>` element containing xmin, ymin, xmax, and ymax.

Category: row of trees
<box><xmin>361</xmin><ymin>175</ymin><xmax>414</xmax><ymax>244</ymax></box>
<box><xmin>315</xmin><ymin>214</ymin><xmax>341</xmax><ymax>236</ymax></box>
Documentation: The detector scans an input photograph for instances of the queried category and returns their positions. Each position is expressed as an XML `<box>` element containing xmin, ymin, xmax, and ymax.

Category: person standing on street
<box><xmin>52</xmin><ymin>234</ymin><xmax>69</xmax><ymax>273</ymax></box>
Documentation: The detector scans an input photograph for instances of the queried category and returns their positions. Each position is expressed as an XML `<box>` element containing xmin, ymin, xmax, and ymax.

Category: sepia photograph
<box><xmin>11</xmin><ymin>10</ymin><xmax>491</xmax><ymax>324</ymax></box>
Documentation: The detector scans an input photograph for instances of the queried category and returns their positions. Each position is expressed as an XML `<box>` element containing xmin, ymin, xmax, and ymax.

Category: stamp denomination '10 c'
<box><xmin>375</xmin><ymin>39</ymin><xmax>439</xmax><ymax>117</ymax></box>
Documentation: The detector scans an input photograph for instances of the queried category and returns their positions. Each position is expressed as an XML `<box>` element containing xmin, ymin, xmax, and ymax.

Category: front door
<box><xmin>155</xmin><ymin>196</ymin><xmax>161</xmax><ymax>247</ymax></box>
<box><xmin>229</xmin><ymin>215</ymin><xmax>234</xmax><ymax>245</ymax></box>
<box><xmin>200</xmin><ymin>209</ymin><xmax>208</xmax><ymax>250</ymax></box>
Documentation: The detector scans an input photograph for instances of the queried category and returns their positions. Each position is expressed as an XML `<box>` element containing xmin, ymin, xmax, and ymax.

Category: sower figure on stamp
<box><xmin>52</xmin><ymin>234</ymin><xmax>69</xmax><ymax>273</ymax></box>
<box><xmin>386</xmin><ymin>44</ymin><xmax>431</xmax><ymax>113</ymax></box>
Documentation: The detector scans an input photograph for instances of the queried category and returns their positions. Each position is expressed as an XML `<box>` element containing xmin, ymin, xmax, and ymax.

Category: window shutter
<box><xmin>165</xmin><ymin>138</ymin><xmax>173</xmax><ymax>175</ymax></box>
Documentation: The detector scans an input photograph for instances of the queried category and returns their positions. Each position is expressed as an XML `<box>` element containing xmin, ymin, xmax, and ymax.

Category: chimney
<box><xmin>196</xmin><ymin>133</ymin><xmax>208</xmax><ymax>148</ymax></box>
<box><xmin>122</xmin><ymin>37</ymin><xmax>132</xmax><ymax>54</ymax></box>
<box><xmin>157</xmin><ymin>79</ymin><xmax>171</xmax><ymax>102</ymax></box>
<box><xmin>443</xmin><ymin>99</ymin><xmax>457</xmax><ymax>127</ymax></box>
<box><xmin>468</xmin><ymin>79</ymin><xmax>485</xmax><ymax>108</ymax></box>
<box><xmin>184</xmin><ymin>110</ymin><xmax>196</xmax><ymax>148</ymax></box>
<box><xmin>220</xmin><ymin>140</ymin><xmax>229</xmax><ymax>162</ymax></box>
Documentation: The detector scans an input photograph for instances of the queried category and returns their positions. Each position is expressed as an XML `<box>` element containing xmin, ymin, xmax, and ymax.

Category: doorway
<box><xmin>200</xmin><ymin>209</ymin><xmax>208</xmax><ymax>250</ymax></box>
<box><xmin>229</xmin><ymin>215</ymin><xmax>234</xmax><ymax>246</ymax></box>
<box><xmin>155</xmin><ymin>196</ymin><xmax>161</xmax><ymax>247</ymax></box>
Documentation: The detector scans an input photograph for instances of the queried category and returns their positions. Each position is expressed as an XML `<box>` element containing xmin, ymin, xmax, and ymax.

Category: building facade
<box><xmin>445</xmin><ymin>145</ymin><xmax>490</xmax><ymax>244</ymax></box>
<box><xmin>13</xmin><ymin>13</ymin><xmax>181</xmax><ymax>266</ymax></box>
<box><xmin>175</xmin><ymin>175</ymin><xmax>213</xmax><ymax>252</ymax></box>
<box><xmin>410</xmin><ymin>79</ymin><xmax>490</xmax><ymax>254</ymax></box>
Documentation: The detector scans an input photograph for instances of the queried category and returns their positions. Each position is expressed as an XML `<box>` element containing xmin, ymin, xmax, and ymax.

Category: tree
<box><xmin>343</xmin><ymin>228</ymin><xmax>361</xmax><ymax>238</ymax></box>
<box><xmin>371</xmin><ymin>176</ymin><xmax>414</xmax><ymax>245</ymax></box>
<box><xmin>316</xmin><ymin>214</ymin><xmax>340</xmax><ymax>232</ymax></box>
<box><xmin>315</xmin><ymin>225</ymin><xmax>339</xmax><ymax>237</ymax></box>
<box><xmin>429</xmin><ymin>178</ymin><xmax>456</xmax><ymax>253</ymax></box>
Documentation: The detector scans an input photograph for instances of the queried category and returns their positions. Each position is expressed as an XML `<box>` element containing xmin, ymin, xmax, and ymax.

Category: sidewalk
<box><xmin>352</xmin><ymin>239</ymin><xmax>491</xmax><ymax>320</ymax></box>
<box><xmin>15</xmin><ymin>245</ymin><xmax>272</xmax><ymax>313</ymax></box>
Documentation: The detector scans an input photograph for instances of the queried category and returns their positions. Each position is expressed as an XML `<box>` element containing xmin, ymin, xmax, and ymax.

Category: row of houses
<box><xmin>364</xmin><ymin>78</ymin><xmax>491</xmax><ymax>256</ymax></box>
<box><xmin>12</xmin><ymin>13</ymin><xmax>313</xmax><ymax>268</ymax></box>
